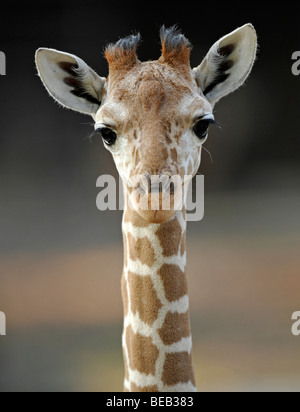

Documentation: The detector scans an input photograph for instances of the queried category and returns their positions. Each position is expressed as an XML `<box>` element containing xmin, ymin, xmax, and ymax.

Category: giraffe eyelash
<box><xmin>193</xmin><ymin>116</ymin><xmax>219</xmax><ymax>140</ymax></box>
<box><xmin>195</xmin><ymin>116</ymin><xmax>221</xmax><ymax>130</ymax></box>
<box><xmin>194</xmin><ymin>113</ymin><xmax>215</xmax><ymax>124</ymax></box>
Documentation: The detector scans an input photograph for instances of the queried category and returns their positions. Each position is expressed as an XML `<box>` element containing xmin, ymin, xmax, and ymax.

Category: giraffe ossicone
<box><xmin>35</xmin><ymin>24</ymin><xmax>257</xmax><ymax>392</ymax></box>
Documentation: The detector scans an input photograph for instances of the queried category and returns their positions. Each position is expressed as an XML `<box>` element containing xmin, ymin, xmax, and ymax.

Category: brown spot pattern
<box><xmin>158</xmin><ymin>311</ymin><xmax>191</xmax><ymax>345</ymax></box>
<box><xmin>162</xmin><ymin>352</ymin><xmax>195</xmax><ymax>386</ymax></box>
<box><xmin>171</xmin><ymin>148</ymin><xmax>178</xmax><ymax>163</ymax></box>
<box><xmin>165</xmin><ymin>134</ymin><xmax>173</xmax><ymax>145</ymax></box>
<box><xmin>125</xmin><ymin>325</ymin><xmax>159</xmax><ymax>375</ymax></box>
<box><xmin>128</xmin><ymin>272</ymin><xmax>162</xmax><ymax>326</ymax></box>
<box><xmin>124</xmin><ymin>208</ymin><xmax>152</xmax><ymax>228</ymax></box>
<box><xmin>158</xmin><ymin>264</ymin><xmax>188</xmax><ymax>302</ymax></box>
<box><xmin>156</xmin><ymin>218</ymin><xmax>182</xmax><ymax>257</ymax></box>
<box><xmin>127</xmin><ymin>233</ymin><xmax>155</xmax><ymax>267</ymax></box>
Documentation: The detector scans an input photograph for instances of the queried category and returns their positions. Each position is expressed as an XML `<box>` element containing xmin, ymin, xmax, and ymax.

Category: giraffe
<box><xmin>35</xmin><ymin>24</ymin><xmax>257</xmax><ymax>392</ymax></box>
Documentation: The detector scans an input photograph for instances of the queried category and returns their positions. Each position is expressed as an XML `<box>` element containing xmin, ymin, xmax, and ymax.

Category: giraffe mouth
<box><xmin>126</xmin><ymin>174</ymin><xmax>185</xmax><ymax>223</ymax></box>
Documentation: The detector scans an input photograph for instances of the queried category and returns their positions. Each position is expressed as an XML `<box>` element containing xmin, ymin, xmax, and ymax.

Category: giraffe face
<box><xmin>36</xmin><ymin>25</ymin><xmax>257</xmax><ymax>224</ymax></box>
<box><xmin>95</xmin><ymin>61</ymin><xmax>213</xmax><ymax>223</ymax></box>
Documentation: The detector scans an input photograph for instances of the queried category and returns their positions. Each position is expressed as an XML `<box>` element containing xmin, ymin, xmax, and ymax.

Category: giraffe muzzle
<box><xmin>140</xmin><ymin>174</ymin><xmax>175</xmax><ymax>196</ymax></box>
<box><xmin>126</xmin><ymin>173</ymin><xmax>185</xmax><ymax>223</ymax></box>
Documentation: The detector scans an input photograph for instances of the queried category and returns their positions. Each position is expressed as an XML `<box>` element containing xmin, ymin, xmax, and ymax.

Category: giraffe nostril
<box><xmin>158</xmin><ymin>175</ymin><xmax>171</xmax><ymax>193</ymax></box>
<box><xmin>138</xmin><ymin>173</ymin><xmax>151</xmax><ymax>193</ymax></box>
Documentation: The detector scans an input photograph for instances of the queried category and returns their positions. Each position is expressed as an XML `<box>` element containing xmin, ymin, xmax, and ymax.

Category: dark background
<box><xmin>0</xmin><ymin>1</ymin><xmax>300</xmax><ymax>392</ymax></box>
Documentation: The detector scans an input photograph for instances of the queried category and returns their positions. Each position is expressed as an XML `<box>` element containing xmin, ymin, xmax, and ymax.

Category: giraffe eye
<box><xmin>193</xmin><ymin>118</ymin><xmax>216</xmax><ymax>140</ymax></box>
<box><xmin>96</xmin><ymin>127</ymin><xmax>117</xmax><ymax>146</ymax></box>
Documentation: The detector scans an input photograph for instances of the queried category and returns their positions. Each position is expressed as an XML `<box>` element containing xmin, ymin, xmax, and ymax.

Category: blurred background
<box><xmin>0</xmin><ymin>1</ymin><xmax>300</xmax><ymax>392</ymax></box>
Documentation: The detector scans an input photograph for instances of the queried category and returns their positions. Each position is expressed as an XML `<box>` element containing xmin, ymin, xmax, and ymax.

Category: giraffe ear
<box><xmin>193</xmin><ymin>24</ymin><xmax>257</xmax><ymax>105</ymax></box>
<box><xmin>35</xmin><ymin>48</ymin><xmax>106</xmax><ymax>116</ymax></box>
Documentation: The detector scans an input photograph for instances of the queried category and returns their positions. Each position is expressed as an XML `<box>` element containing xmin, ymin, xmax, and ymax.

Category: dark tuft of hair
<box><xmin>105</xmin><ymin>33</ymin><xmax>141</xmax><ymax>70</ymax></box>
<box><xmin>159</xmin><ymin>25</ymin><xmax>192</xmax><ymax>65</ymax></box>
<box><xmin>160</xmin><ymin>26</ymin><xmax>192</xmax><ymax>52</ymax></box>
<box><xmin>116</xmin><ymin>33</ymin><xmax>141</xmax><ymax>52</ymax></box>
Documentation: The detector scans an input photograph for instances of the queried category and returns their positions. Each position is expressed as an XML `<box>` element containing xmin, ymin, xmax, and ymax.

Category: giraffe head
<box><xmin>36</xmin><ymin>25</ymin><xmax>257</xmax><ymax>223</ymax></box>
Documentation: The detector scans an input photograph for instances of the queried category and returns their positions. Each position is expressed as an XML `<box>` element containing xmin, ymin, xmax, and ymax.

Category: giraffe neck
<box><xmin>121</xmin><ymin>206</ymin><xmax>196</xmax><ymax>392</ymax></box>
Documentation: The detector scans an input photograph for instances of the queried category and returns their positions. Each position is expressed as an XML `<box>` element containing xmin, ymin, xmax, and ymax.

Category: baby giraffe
<box><xmin>35</xmin><ymin>25</ymin><xmax>257</xmax><ymax>392</ymax></box>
